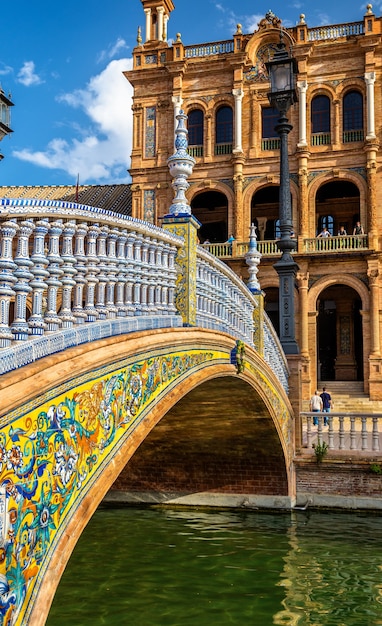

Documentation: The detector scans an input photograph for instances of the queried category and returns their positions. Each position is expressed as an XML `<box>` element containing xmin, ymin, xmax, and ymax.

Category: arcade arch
<box><xmin>190</xmin><ymin>190</ymin><xmax>229</xmax><ymax>242</ymax></box>
<box><xmin>314</xmin><ymin>179</ymin><xmax>362</xmax><ymax>236</ymax></box>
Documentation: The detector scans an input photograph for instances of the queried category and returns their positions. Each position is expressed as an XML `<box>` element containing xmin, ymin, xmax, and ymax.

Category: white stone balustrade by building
<box><xmin>302</xmin><ymin>412</ymin><xmax>382</xmax><ymax>454</ymax></box>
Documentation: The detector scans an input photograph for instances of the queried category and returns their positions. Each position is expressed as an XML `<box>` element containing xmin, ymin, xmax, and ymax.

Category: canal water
<box><xmin>47</xmin><ymin>505</ymin><xmax>382</xmax><ymax>625</ymax></box>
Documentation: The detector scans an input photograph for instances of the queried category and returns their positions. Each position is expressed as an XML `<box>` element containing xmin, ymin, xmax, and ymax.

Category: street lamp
<box><xmin>266</xmin><ymin>33</ymin><xmax>299</xmax><ymax>355</ymax></box>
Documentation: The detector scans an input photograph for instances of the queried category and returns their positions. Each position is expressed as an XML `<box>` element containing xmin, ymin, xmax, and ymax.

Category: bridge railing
<box><xmin>196</xmin><ymin>246</ymin><xmax>256</xmax><ymax>346</ymax></box>
<box><xmin>0</xmin><ymin>199</ymin><xmax>185</xmax><ymax>375</ymax></box>
<box><xmin>301</xmin><ymin>412</ymin><xmax>382</xmax><ymax>454</ymax></box>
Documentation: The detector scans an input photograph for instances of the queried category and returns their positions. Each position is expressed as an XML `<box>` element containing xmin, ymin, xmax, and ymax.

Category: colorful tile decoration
<box><xmin>145</xmin><ymin>106</ymin><xmax>156</xmax><ymax>158</ymax></box>
<box><xmin>143</xmin><ymin>189</ymin><xmax>156</xmax><ymax>223</ymax></box>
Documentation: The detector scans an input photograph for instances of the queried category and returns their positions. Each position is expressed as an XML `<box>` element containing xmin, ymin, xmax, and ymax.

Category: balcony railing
<box><xmin>206</xmin><ymin>235</ymin><xmax>368</xmax><ymax>260</ymax></box>
<box><xmin>304</xmin><ymin>234</ymin><xmax>368</xmax><ymax>253</ymax></box>
<box><xmin>184</xmin><ymin>40</ymin><xmax>234</xmax><ymax>58</ymax></box>
<box><xmin>307</xmin><ymin>21</ymin><xmax>364</xmax><ymax>41</ymax></box>
<box><xmin>343</xmin><ymin>129</ymin><xmax>364</xmax><ymax>143</ymax></box>
<box><xmin>261</xmin><ymin>138</ymin><xmax>280</xmax><ymax>151</ymax></box>
<box><xmin>214</xmin><ymin>143</ymin><xmax>233</xmax><ymax>155</ymax></box>
<box><xmin>302</xmin><ymin>412</ymin><xmax>382</xmax><ymax>455</ymax></box>
<box><xmin>187</xmin><ymin>145</ymin><xmax>204</xmax><ymax>158</ymax></box>
<box><xmin>311</xmin><ymin>133</ymin><xmax>331</xmax><ymax>146</ymax></box>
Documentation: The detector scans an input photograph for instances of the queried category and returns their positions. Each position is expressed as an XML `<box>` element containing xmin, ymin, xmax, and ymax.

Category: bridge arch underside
<box><xmin>112</xmin><ymin>376</ymin><xmax>288</xmax><ymax>502</ymax></box>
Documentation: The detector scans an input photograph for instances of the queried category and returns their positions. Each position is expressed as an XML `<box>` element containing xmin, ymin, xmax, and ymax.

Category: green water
<box><xmin>47</xmin><ymin>506</ymin><xmax>382</xmax><ymax>625</ymax></box>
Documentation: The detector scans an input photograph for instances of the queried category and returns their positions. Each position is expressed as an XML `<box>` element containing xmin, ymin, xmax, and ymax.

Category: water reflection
<box><xmin>47</xmin><ymin>507</ymin><xmax>382</xmax><ymax>626</ymax></box>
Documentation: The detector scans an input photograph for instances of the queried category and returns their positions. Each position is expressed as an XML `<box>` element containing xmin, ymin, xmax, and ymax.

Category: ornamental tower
<box><xmin>140</xmin><ymin>0</ymin><xmax>175</xmax><ymax>43</ymax></box>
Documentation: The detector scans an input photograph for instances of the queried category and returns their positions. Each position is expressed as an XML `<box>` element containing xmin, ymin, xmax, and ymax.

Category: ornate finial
<box><xmin>245</xmin><ymin>224</ymin><xmax>262</xmax><ymax>293</ymax></box>
<box><xmin>176</xmin><ymin>32</ymin><xmax>182</xmax><ymax>42</ymax></box>
<box><xmin>366</xmin><ymin>4</ymin><xmax>373</xmax><ymax>14</ymax></box>
<box><xmin>167</xmin><ymin>110</ymin><xmax>195</xmax><ymax>216</ymax></box>
<box><xmin>137</xmin><ymin>26</ymin><xmax>142</xmax><ymax>46</ymax></box>
<box><xmin>299</xmin><ymin>14</ymin><xmax>306</xmax><ymax>24</ymax></box>
<box><xmin>235</xmin><ymin>23</ymin><xmax>242</xmax><ymax>35</ymax></box>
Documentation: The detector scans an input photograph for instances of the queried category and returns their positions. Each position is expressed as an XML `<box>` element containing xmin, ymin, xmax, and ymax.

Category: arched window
<box><xmin>311</xmin><ymin>95</ymin><xmax>330</xmax><ymax>145</ymax></box>
<box><xmin>343</xmin><ymin>91</ymin><xmax>364</xmax><ymax>142</ymax></box>
<box><xmin>318</xmin><ymin>215</ymin><xmax>334</xmax><ymax>236</ymax></box>
<box><xmin>215</xmin><ymin>106</ymin><xmax>233</xmax><ymax>155</ymax></box>
<box><xmin>188</xmin><ymin>109</ymin><xmax>204</xmax><ymax>157</ymax></box>
<box><xmin>261</xmin><ymin>107</ymin><xmax>279</xmax><ymax>150</ymax></box>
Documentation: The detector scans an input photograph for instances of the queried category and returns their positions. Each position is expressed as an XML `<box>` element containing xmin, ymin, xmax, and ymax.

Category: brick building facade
<box><xmin>126</xmin><ymin>1</ymin><xmax>382</xmax><ymax>400</ymax></box>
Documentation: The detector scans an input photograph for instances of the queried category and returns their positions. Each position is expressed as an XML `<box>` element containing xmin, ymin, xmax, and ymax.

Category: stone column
<box><xmin>365</xmin><ymin>71</ymin><xmax>376</xmax><ymax>140</ymax></box>
<box><xmin>298</xmin><ymin>156</ymin><xmax>309</xmax><ymax>241</ymax></box>
<box><xmin>297</xmin><ymin>81</ymin><xmax>308</xmax><ymax>147</ymax></box>
<box><xmin>11</xmin><ymin>220</ymin><xmax>34</xmax><ymax>341</ymax></box>
<box><xmin>163</xmin><ymin>14</ymin><xmax>169</xmax><ymax>41</ymax></box>
<box><xmin>157</xmin><ymin>6</ymin><xmax>164</xmax><ymax>41</ymax></box>
<box><xmin>144</xmin><ymin>8</ymin><xmax>151</xmax><ymax>41</ymax></box>
<box><xmin>365</xmin><ymin>146</ymin><xmax>378</xmax><ymax>249</ymax></box>
<box><xmin>368</xmin><ymin>266</ymin><xmax>380</xmax><ymax>356</ymax></box>
<box><xmin>333</xmin><ymin>99</ymin><xmax>340</xmax><ymax>146</ymax></box>
<box><xmin>232</xmin><ymin>88</ymin><xmax>243</xmax><ymax>152</ymax></box>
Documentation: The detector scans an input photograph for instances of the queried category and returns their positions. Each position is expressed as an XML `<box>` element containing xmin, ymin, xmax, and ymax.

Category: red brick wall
<box><xmin>296</xmin><ymin>461</ymin><xmax>382</xmax><ymax>498</ymax></box>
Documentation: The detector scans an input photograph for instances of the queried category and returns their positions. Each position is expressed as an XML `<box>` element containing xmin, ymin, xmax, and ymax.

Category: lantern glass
<box><xmin>270</xmin><ymin>62</ymin><xmax>293</xmax><ymax>93</ymax></box>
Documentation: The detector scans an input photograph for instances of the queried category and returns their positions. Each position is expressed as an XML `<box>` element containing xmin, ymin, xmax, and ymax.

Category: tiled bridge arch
<box><xmin>0</xmin><ymin>327</ymin><xmax>293</xmax><ymax>626</ymax></box>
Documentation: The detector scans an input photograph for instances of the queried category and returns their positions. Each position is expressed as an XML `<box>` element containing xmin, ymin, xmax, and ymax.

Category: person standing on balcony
<box><xmin>320</xmin><ymin>387</ymin><xmax>333</xmax><ymax>426</ymax></box>
<box><xmin>317</xmin><ymin>227</ymin><xmax>331</xmax><ymax>238</ymax></box>
<box><xmin>310</xmin><ymin>390</ymin><xmax>323</xmax><ymax>426</ymax></box>
<box><xmin>338</xmin><ymin>226</ymin><xmax>347</xmax><ymax>236</ymax></box>
<box><xmin>353</xmin><ymin>221</ymin><xmax>364</xmax><ymax>235</ymax></box>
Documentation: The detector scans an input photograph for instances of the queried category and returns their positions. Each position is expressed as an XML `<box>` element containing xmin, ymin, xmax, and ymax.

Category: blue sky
<box><xmin>0</xmin><ymin>0</ymin><xmax>374</xmax><ymax>187</ymax></box>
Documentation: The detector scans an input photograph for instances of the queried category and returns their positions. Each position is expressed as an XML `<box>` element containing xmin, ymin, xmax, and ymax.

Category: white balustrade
<box><xmin>302</xmin><ymin>412</ymin><xmax>382</xmax><ymax>453</ymax></box>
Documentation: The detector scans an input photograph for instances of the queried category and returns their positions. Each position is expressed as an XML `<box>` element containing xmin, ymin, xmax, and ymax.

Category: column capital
<box><xmin>365</xmin><ymin>71</ymin><xmax>376</xmax><ymax>84</ymax></box>
<box><xmin>172</xmin><ymin>95</ymin><xmax>183</xmax><ymax>107</ymax></box>
<box><xmin>232</xmin><ymin>88</ymin><xmax>244</xmax><ymax>99</ymax></box>
<box><xmin>297</xmin><ymin>80</ymin><xmax>308</xmax><ymax>93</ymax></box>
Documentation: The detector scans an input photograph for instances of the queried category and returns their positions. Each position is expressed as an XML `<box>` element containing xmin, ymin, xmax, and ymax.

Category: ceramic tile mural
<box><xmin>145</xmin><ymin>106</ymin><xmax>156</xmax><ymax>158</ymax></box>
<box><xmin>0</xmin><ymin>348</ymin><xmax>222</xmax><ymax>625</ymax></box>
<box><xmin>143</xmin><ymin>189</ymin><xmax>155</xmax><ymax>223</ymax></box>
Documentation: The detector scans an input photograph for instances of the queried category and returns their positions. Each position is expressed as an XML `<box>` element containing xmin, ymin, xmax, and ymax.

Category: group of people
<box><xmin>317</xmin><ymin>221</ymin><xmax>364</xmax><ymax>238</ymax></box>
<box><xmin>309</xmin><ymin>387</ymin><xmax>333</xmax><ymax>426</ymax></box>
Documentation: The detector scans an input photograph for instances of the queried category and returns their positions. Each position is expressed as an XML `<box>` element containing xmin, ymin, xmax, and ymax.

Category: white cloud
<box><xmin>13</xmin><ymin>58</ymin><xmax>133</xmax><ymax>184</ymax></box>
<box><xmin>0</xmin><ymin>63</ymin><xmax>12</xmax><ymax>77</ymax></box>
<box><xmin>97</xmin><ymin>38</ymin><xmax>129</xmax><ymax>64</ymax></box>
<box><xmin>17</xmin><ymin>61</ymin><xmax>43</xmax><ymax>86</ymax></box>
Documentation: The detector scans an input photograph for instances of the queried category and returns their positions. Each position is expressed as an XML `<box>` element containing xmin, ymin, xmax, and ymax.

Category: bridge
<box><xmin>0</xmin><ymin>183</ymin><xmax>294</xmax><ymax>625</ymax></box>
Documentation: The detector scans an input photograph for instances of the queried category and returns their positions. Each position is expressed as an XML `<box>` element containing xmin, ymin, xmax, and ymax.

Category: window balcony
<box><xmin>343</xmin><ymin>130</ymin><xmax>364</xmax><ymax>143</ymax></box>
<box><xmin>188</xmin><ymin>145</ymin><xmax>204</xmax><ymax>158</ymax></box>
<box><xmin>261</xmin><ymin>138</ymin><xmax>280</xmax><ymax>151</ymax></box>
<box><xmin>311</xmin><ymin>133</ymin><xmax>331</xmax><ymax>146</ymax></box>
<box><xmin>214</xmin><ymin>143</ymin><xmax>233</xmax><ymax>155</ymax></box>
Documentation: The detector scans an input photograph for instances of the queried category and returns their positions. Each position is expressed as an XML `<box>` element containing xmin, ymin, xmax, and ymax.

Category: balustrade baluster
<box><xmin>328</xmin><ymin>416</ymin><xmax>334</xmax><ymax>449</ymax></box>
<box><xmin>339</xmin><ymin>416</ymin><xmax>345</xmax><ymax>449</ymax></box>
<box><xmin>72</xmin><ymin>222</ymin><xmax>88</xmax><ymax>324</ymax></box>
<box><xmin>372</xmin><ymin>417</ymin><xmax>380</xmax><ymax>452</ymax></box>
<box><xmin>0</xmin><ymin>219</ymin><xmax>18</xmax><ymax>347</ymax></box>
<box><xmin>361</xmin><ymin>416</ymin><xmax>368</xmax><ymax>450</ymax></box>
<box><xmin>58</xmin><ymin>220</ymin><xmax>77</xmax><ymax>328</ymax></box>
<box><xmin>167</xmin><ymin>244</ymin><xmax>177</xmax><ymax>316</ymax></box>
<box><xmin>29</xmin><ymin>219</ymin><xmax>49</xmax><ymax>336</ymax></box>
<box><xmin>140</xmin><ymin>237</ymin><xmax>151</xmax><ymax>314</ymax></box>
<box><xmin>125</xmin><ymin>232</ymin><xmax>136</xmax><ymax>316</ymax></box>
<box><xmin>160</xmin><ymin>245</ymin><xmax>169</xmax><ymax>313</ymax></box>
<box><xmin>105</xmin><ymin>229</ymin><xmax>119</xmax><ymax>319</ymax></box>
<box><xmin>11</xmin><ymin>220</ymin><xmax>34</xmax><ymax>341</ymax></box>
<box><xmin>133</xmin><ymin>235</ymin><xmax>143</xmax><ymax>315</ymax></box>
<box><xmin>84</xmin><ymin>223</ymin><xmax>100</xmax><ymax>322</ymax></box>
<box><xmin>95</xmin><ymin>226</ymin><xmax>109</xmax><ymax>320</ymax></box>
<box><xmin>44</xmin><ymin>220</ymin><xmax>63</xmax><ymax>333</ymax></box>
<box><xmin>350</xmin><ymin>416</ymin><xmax>356</xmax><ymax>450</ymax></box>
<box><xmin>317</xmin><ymin>418</ymin><xmax>323</xmax><ymax>445</ymax></box>
<box><xmin>154</xmin><ymin>241</ymin><xmax>164</xmax><ymax>313</ymax></box>
<box><xmin>306</xmin><ymin>416</ymin><xmax>312</xmax><ymax>448</ymax></box>
<box><xmin>147</xmin><ymin>238</ymin><xmax>157</xmax><ymax>314</ymax></box>
<box><xmin>115</xmin><ymin>229</ymin><xmax>128</xmax><ymax>317</ymax></box>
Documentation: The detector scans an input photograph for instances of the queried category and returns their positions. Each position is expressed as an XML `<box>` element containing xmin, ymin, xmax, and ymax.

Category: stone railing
<box><xmin>206</xmin><ymin>235</ymin><xmax>368</xmax><ymax>259</ymax></box>
<box><xmin>0</xmin><ymin>199</ymin><xmax>184</xmax><ymax>374</ymax></box>
<box><xmin>307</xmin><ymin>21</ymin><xmax>364</xmax><ymax>41</ymax></box>
<box><xmin>263</xmin><ymin>312</ymin><xmax>289</xmax><ymax>393</ymax></box>
<box><xmin>301</xmin><ymin>412</ymin><xmax>382</xmax><ymax>454</ymax></box>
<box><xmin>0</xmin><ymin>199</ymin><xmax>284</xmax><ymax>379</ymax></box>
<box><xmin>184</xmin><ymin>40</ymin><xmax>234</xmax><ymax>58</ymax></box>
<box><xmin>196</xmin><ymin>246</ymin><xmax>256</xmax><ymax>347</ymax></box>
<box><xmin>304</xmin><ymin>234</ymin><xmax>368</xmax><ymax>253</ymax></box>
